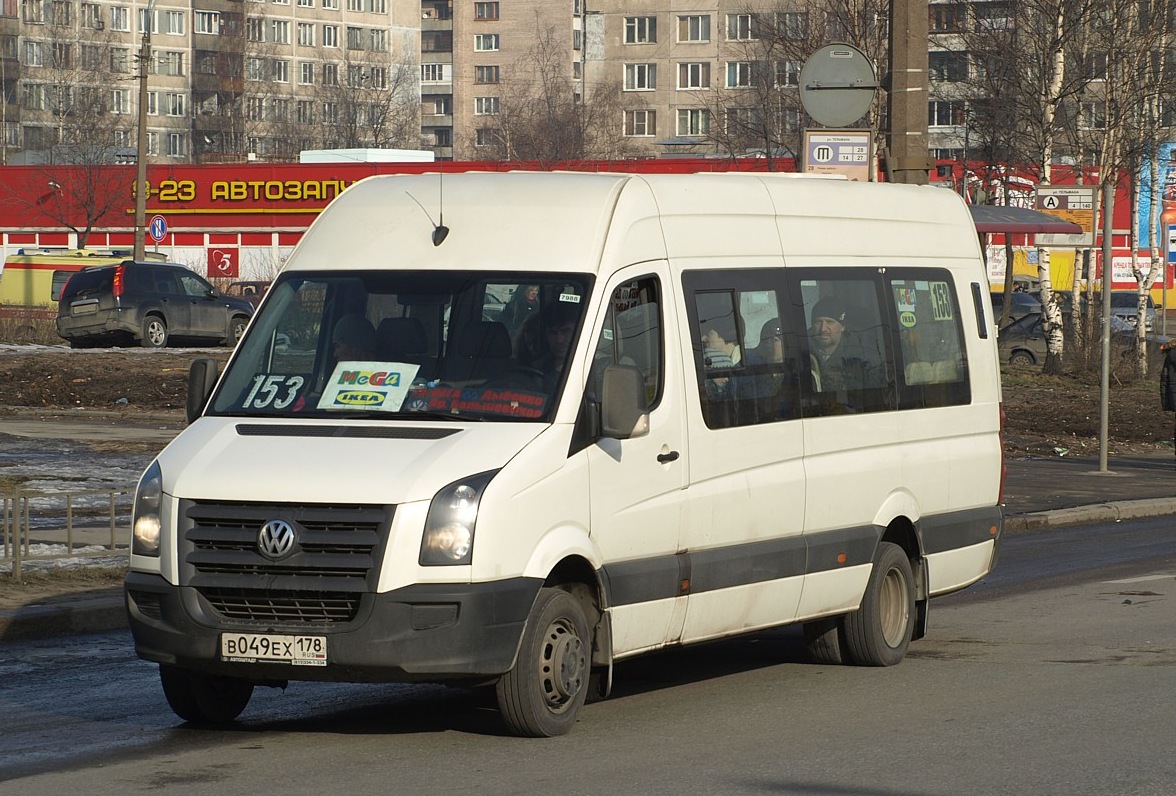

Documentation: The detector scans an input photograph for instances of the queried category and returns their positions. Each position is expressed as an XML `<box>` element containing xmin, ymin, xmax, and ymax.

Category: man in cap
<box><xmin>809</xmin><ymin>297</ymin><xmax>872</xmax><ymax>394</ymax></box>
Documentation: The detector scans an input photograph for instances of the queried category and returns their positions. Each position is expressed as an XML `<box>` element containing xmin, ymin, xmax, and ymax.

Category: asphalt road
<box><xmin>1</xmin><ymin>516</ymin><xmax>1174</xmax><ymax>795</ymax></box>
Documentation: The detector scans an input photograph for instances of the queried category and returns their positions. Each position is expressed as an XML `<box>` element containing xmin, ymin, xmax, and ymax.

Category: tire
<box><xmin>141</xmin><ymin>315</ymin><xmax>168</xmax><ymax>348</ymax></box>
<box><xmin>224</xmin><ymin>315</ymin><xmax>249</xmax><ymax>347</ymax></box>
<box><xmin>159</xmin><ymin>664</ymin><xmax>254</xmax><ymax>724</ymax></box>
<box><xmin>802</xmin><ymin>616</ymin><xmax>846</xmax><ymax>665</ymax></box>
<box><xmin>1008</xmin><ymin>350</ymin><xmax>1035</xmax><ymax>367</ymax></box>
<box><xmin>843</xmin><ymin>542</ymin><xmax>916</xmax><ymax>667</ymax></box>
<box><xmin>495</xmin><ymin>587</ymin><xmax>591</xmax><ymax>737</ymax></box>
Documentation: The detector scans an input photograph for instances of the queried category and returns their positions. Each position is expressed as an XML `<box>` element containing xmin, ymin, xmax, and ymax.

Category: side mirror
<box><xmin>187</xmin><ymin>358</ymin><xmax>219</xmax><ymax>424</ymax></box>
<box><xmin>601</xmin><ymin>364</ymin><xmax>649</xmax><ymax>440</ymax></box>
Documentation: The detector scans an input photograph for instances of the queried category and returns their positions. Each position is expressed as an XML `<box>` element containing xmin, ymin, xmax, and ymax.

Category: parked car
<box><xmin>56</xmin><ymin>260</ymin><xmax>254</xmax><ymax>349</ymax></box>
<box><xmin>999</xmin><ymin>311</ymin><xmax>1171</xmax><ymax>368</ymax></box>
<box><xmin>1109</xmin><ymin>291</ymin><xmax>1158</xmax><ymax>331</ymax></box>
<box><xmin>997</xmin><ymin>313</ymin><xmax>1047</xmax><ymax>366</ymax></box>
<box><xmin>990</xmin><ymin>291</ymin><xmax>1042</xmax><ymax>322</ymax></box>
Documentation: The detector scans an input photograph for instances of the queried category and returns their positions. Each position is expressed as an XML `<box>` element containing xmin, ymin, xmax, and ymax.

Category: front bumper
<box><xmin>125</xmin><ymin>571</ymin><xmax>542</xmax><ymax>683</ymax></box>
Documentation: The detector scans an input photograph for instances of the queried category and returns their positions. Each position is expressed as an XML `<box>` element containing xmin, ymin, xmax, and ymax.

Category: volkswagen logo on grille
<box><xmin>258</xmin><ymin>519</ymin><xmax>297</xmax><ymax>560</ymax></box>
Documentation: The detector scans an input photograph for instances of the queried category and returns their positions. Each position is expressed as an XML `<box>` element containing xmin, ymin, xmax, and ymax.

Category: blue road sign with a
<box><xmin>149</xmin><ymin>214</ymin><xmax>168</xmax><ymax>242</ymax></box>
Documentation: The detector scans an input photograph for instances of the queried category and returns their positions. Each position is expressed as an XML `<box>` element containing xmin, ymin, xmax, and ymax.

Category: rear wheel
<box><xmin>495</xmin><ymin>587</ymin><xmax>590</xmax><ymax>737</ymax></box>
<box><xmin>843</xmin><ymin>542</ymin><xmax>915</xmax><ymax>667</ymax></box>
<box><xmin>159</xmin><ymin>664</ymin><xmax>253</xmax><ymax>724</ymax></box>
<box><xmin>141</xmin><ymin>316</ymin><xmax>168</xmax><ymax>348</ymax></box>
<box><xmin>1008</xmin><ymin>350</ymin><xmax>1034</xmax><ymax>367</ymax></box>
<box><xmin>224</xmin><ymin>314</ymin><xmax>249</xmax><ymax>346</ymax></box>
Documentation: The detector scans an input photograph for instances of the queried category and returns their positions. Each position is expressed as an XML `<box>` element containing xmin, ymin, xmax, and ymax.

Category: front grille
<box><xmin>180</xmin><ymin>499</ymin><xmax>391</xmax><ymax>626</ymax></box>
<box><xmin>201</xmin><ymin>588</ymin><xmax>360</xmax><ymax>623</ymax></box>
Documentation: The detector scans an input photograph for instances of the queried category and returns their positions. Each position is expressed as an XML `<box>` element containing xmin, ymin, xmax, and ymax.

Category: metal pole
<box><xmin>133</xmin><ymin>30</ymin><xmax>151</xmax><ymax>261</ymax></box>
<box><xmin>1099</xmin><ymin>180</ymin><xmax>1114</xmax><ymax>473</ymax></box>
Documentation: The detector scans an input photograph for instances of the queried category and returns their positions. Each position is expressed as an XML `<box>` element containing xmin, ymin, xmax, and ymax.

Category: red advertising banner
<box><xmin>207</xmin><ymin>246</ymin><xmax>240</xmax><ymax>278</ymax></box>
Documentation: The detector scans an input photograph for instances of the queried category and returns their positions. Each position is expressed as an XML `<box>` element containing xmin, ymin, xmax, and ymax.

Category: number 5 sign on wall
<box><xmin>208</xmin><ymin>247</ymin><xmax>239</xmax><ymax>279</ymax></box>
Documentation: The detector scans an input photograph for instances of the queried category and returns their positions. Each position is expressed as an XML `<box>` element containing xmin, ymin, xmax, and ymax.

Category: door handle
<box><xmin>657</xmin><ymin>450</ymin><xmax>680</xmax><ymax>464</ymax></box>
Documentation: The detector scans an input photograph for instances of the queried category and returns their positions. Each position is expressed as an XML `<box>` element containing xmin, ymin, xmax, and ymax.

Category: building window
<box><xmin>323</xmin><ymin>24</ymin><xmax>338</xmax><ymax>47</ymax></box>
<box><xmin>23</xmin><ymin>0</ymin><xmax>45</xmax><ymax>23</ymax></box>
<box><xmin>246</xmin><ymin>57</ymin><xmax>265</xmax><ymax>81</ymax></box>
<box><xmin>138</xmin><ymin>7</ymin><xmax>157</xmax><ymax>34</ymax></box>
<box><xmin>1085</xmin><ymin>51</ymin><xmax>1108</xmax><ymax>81</ymax></box>
<box><xmin>194</xmin><ymin>11</ymin><xmax>219</xmax><ymax>33</ymax></box>
<box><xmin>624</xmin><ymin>63</ymin><xmax>656</xmax><ymax>91</ymax></box>
<box><xmin>271</xmin><ymin>19</ymin><xmax>290</xmax><ymax>44</ymax></box>
<box><xmin>474</xmin><ymin>33</ymin><xmax>500</xmax><ymax>51</ymax></box>
<box><xmin>322</xmin><ymin>101</ymin><xmax>338</xmax><ymax>122</ymax></box>
<box><xmin>421</xmin><ymin>63</ymin><xmax>448</xmax><ymax>82</ymax></box>
<box><xmin>369</xmin><ymin>66</ymin><xmax>386</xmax><ymax>88</ymax></box>
<box><xmin>165</xmin><ymin>92</ymin><xmax>184</xmax><ymax>116</ymax></box>
<box><xmin>775</xmin><ymin>60</ymin><xmax>800</xmax><ymax>87</ymax></box>
<box><xmin>346</xmin><ymin>26</ymin><xmax>363</xmax><ymax>49</ymax></box>
<box><xmin>927</xmin><ymin>99</ymin><xmax>965</xmax><ymax>126</ymax></box>
<box><xmin>474</xmin><ymin>65</ymin><xmax>500</xmax><ymax>84</ymax></box>
<box><xmin>297</xmin><ymin>99</ymin><xmax>314</xmax><ymax>123</ymax></box>
<box><xmin>156</xmin><ymin>51</ymin><xmax>184</xmax><ymax>76</ymax></box>
<box><xmin>727</xmin><ymin>13</ymin><xmax>753</xmax><ymax>40</ymax></box>
<box><xmin>322</xmin><ymin>62</ymin><xmax>338</xmax><ymax>85</ymax></box>
<box><xmin>370</xmin><ymin>29</ymin><xmax>386</xmax><ymax>51</ymax></box>
<box><xmin>164</xmin><ymin>9</ymin><xmax>184</xmax><ymax>34</ymax></box>
<box><xmin>111</xmin><ymin>87</ymin><xmax>130</xmax><ymax>114</ymax></box>
<box><xmin>247</xmin><ymin>17</ymin><xmax>263</xmax><ymax>41</ymax></box>
<box><xmin>346</xmin><ymin>0</ymin><xmax>361</xmax><ymax>10</ymax></box>
<box><xmin>110</xmin><ymin>47</ymin><xmax>129</xmax><ymax>73</ymax></box>
<box><xmin>300</xmin><ymin>61</ymin><xmax>314</xmax><ymax>84</ymax></box>
<box><xmin>297</xmin><ymin>22</ymin><xmax>315</xmax><ymax>46</ymax></box>
<box><xmin>273</xmin><ymin>59</ymin><xmax>290</xmax><ymax>82</ymax></box>
<box><xmin>23</xmin><ymin>40</ymin><xmax>42</xmax><ymax>67</ymax></box>
<box><xmin>434</xmin><ymin>128</ymin><xmax>451</xmax><ymax>146</ymax></box>
<box><xmin>146</xmin><ymin>91</ymin><xmax>158</xmax><ymax>115</ymax></box>
<box><xmin>322</xmin><ymin>0</ymin><xmax>338</xmax><ymax>8</ymax></box>
<box><xmin>624</xmin><ymin>15</ymin><xmax>656</xmax><ymax>44</ymax></box>
<box><xmin>110</xmin><ymin>6</ymin><xmax>128</xmax><ymax>31</ymax></box>
<box><xmin>147</xmin><ymin>132</ymin><xmax>158</xmax><ymax>156</ymax></box>
<box><xmin>677</xmin><ymin>14</ymin><xmax>710</xmax><ymax>42</ymax></box>
<box><xmin>1081</xmin><ymin>100</ymin><xmax>1106</xmax><ymax>129</ymax></box>
<box><xmin>928</xmin><ymin>3</ymin><xmax>965</xmax><ymax>32</ymax></box>
<box><xmin>474</xmin><ymin>96</ymin><xmax>500</xmax><ymax>115</ymax></box>
<box><xmin>624</xmin><ymin>109</ymin><xmax>655</xmax><ymax>136</ymax></box>
<box><xmin>677</xmin><ymin>62</ymin><xmax>710</xmax><ymax>90</ymax></box>
<box><xmin>726</xmin><ymin>61</ymin><xmax>752</xmax><ymax>88</ymax></box>
<box><xmin>781</xmin><ymin>12</ymin><xmax>807</xmax><ymax>39</ymax></box>
<box><xmin>80</xmin><ymin>2</ymin><xmax>100</xmax><ymax>27</ymax></box>
<box><xmin>475</xmin><ymin>128</ymin><xmax>496</xmax><ymax>147</ymax></box>
<box><xmin>725</xmin><ymin>107</ymin><xmax>760</xmax><ymax>131</ymax></box>
<box><xmin>929</xmin><ymin>51</ymin><xmax>968</xmax><ymax>82</ymax></box>
<box><xmin>474</xmin><ymin>1</ymin><xmax>498</xmax><ymax>20</ymax></box>
<box><xmin>167</xmin><ymin>132</ymin><xmax>184</xmax><ymax>157</ymax></box>
<box><xmin>677</xmin><ymin>107</ymin><xmax>710</xmax><ymax>135</ymax></box>
<box><xmin>298</xmin><ymin>0</ymin><xmax>314</xmax><ymax>6</ymax></box>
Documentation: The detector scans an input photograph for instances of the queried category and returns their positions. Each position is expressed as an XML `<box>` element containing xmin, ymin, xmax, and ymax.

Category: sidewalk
<box><xmin>1</xmin><ymin>436</ymin><xmax>1174</xmax><ymax>641</ymax></box>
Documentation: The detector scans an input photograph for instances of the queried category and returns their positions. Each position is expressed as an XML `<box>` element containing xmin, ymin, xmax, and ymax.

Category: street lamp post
<box><xmin>133</xmin><ymin>30</ymin><xmax>150</xmax><ymax>260</ymax></box>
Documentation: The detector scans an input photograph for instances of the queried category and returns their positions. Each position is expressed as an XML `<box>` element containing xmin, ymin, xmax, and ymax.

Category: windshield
<box><xmin>208</xmin><ymin>270</ymin><xmax>593</xmax><ymax>422</ymax></box>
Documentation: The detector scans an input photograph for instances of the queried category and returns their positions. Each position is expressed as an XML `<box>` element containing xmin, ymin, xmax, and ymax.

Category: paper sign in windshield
<box><xmin>317</xmin><ymin>361</ymin><xmax>420</xmax><ymax>411</ymax></box>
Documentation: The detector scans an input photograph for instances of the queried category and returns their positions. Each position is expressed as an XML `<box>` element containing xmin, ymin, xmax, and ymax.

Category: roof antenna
<box><xmin>405</xmin><ymin>165</ymin><xmax>448</xmax><ymax>246</ymax></box>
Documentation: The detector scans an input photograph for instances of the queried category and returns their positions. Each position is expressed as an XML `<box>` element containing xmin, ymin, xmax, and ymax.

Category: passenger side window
<box><xmin>795</xmin><ymin>276</ymin><xmax>894</xmax><ymax>416</ymax></box>
<box><xmin>684</xmin><ymin>271</ymin><xmax>800</xmax><ymax>430</ymax></box>
<box><xmin>890</xmin><ymin>275</ymin><xmax>970</xmax><ymax>409</ymax></box>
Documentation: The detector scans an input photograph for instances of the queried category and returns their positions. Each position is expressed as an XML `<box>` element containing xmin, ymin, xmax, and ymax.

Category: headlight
<box><xmin>132</xmin><ymin>460</ymin><xmax>163</xmax><ymax>557</ymax></box>
<box><xmin>420</xmin><ymin>471</ymin><xmax>497</xmax><ymax>566</ymax></box>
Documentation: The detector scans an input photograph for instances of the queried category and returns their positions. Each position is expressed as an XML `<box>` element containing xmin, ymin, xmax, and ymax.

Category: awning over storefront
<box><xmin>968</xmin><ymin>204</ymin><xmax>1084</xmax><ymax>235</ymax></box>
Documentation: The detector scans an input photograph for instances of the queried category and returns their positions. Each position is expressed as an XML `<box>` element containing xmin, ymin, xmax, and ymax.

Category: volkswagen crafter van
<box><xmin>125</xmin><ymin>171</ymin><xmax>1005</xmax><ymax>737</ymax></box>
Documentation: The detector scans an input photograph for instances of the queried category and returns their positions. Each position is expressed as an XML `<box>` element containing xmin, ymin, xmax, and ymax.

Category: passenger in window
<box><xmin>809</xmin><ymin>298</ymin><xmax>874</xmax><ymax>393</ymax></box>
<box><xmin>745</xmin><ymin>317</ymin><xmax>784</xmax><ymax>392</ymax></box>
<box><xmin>701</xmin><ymin>315</ymin><xmax>741</xmax><ymax>400</ymax></box>
<box><xmin>514</xmin><ymin>313</ymin><xmax>544</xmax><ymax>366</ymax></box>
<box><xmin>502</xmin><ymin>284</ymin><xmax>540</xmax><ymax>335</ymax></box>
<box><xmin>333</xmin><ymin>314</ymin><xmax>376</xmax><ymax>361</ymax></box>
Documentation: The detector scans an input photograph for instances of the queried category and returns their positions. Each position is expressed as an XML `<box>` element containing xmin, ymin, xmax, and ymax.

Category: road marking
<box><xmin>1104</xmin><ymin>574</ymin><xmax>1175</xmax><ymax>584</ymax></box>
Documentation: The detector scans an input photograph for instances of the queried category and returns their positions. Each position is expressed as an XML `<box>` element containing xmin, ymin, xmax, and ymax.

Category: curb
<box><xmin>1003</xmin><ymin>497</ymin><xmax>1176</xmax><ymax>532</ymax></box>
<box><xmin>0</xmin><ymin>592</ymin><xmax>126</xmax><ymax>641</ymax></box>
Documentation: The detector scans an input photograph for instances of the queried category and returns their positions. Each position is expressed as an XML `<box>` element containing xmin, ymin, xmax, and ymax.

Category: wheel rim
<box><xmin>539</xmin><ymin>617</ymin><xmax>585</xmax><ymax>713</ymax></box>
<box><xmin>147</xmin><ymin>321</ymin><xmax>165</xmax><ymax>346</ymax></box>
<box><xmin>878</xmin><ymin>566</ymin><xmax>910</xmax><ymax>648</ymax></box>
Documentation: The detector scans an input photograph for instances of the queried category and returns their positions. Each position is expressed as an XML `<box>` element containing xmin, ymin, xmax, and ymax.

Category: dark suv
<box><xmin>56</xmin><ymin>261</ymin><xmax>254</xmax><ymax>348</ymax></box>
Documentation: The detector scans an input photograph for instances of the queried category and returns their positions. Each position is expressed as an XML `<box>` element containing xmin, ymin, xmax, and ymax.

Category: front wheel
<box><xmin>1008</xmin><ymin>350</ymin><xmax>1035</xmax><ymax>367</ymax></box>
<box><xmin>224</xmin><ymin>314</ymin><xmax>249</xmax><ymax>346</ymax></box>
<box><xmin>495</xmin><ymin>587</ymin><xmax>590</xmax><ymax>737</ymax></box>
<box><xmin>159</xmin><ymin>664</ymin><xmax>254</xmax><ymax>723</ymax></box>
<box><xmin>141</xmin><ymin>315</ymin><xmax>168</xmax><ymax>348</ymax></box>
<box><xmin>843</xmin><ymin>542</ymin><xmax>915</xmax><ymax>667</ymax></box>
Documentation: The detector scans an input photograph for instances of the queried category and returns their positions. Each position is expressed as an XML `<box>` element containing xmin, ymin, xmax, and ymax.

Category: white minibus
<box><xmin>125</xmin><ymin>171</ymin><xmax>1004</xmax><ymax>737</ymax></box>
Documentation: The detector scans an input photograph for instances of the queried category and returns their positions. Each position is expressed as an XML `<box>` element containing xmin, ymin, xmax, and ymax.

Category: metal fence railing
<box><xmin>1</xmin><ymin>487</ymin><xmax>132</xmax><ymax>579</ymax></box>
